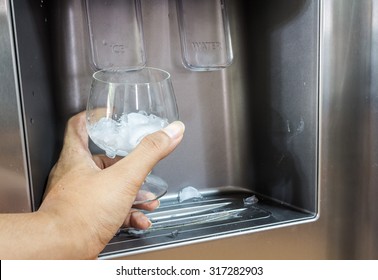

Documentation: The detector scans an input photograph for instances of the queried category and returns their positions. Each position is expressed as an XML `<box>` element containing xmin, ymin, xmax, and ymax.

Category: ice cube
<box><xmin>119</xmin><ymin>113</ymin><xmax>128</xmax><ymax>123</ymax></box>
<box><xmin>128</xmin><ymin>123</ymin><xmax>156</xmax><ymax>147</ymax></box>
<box><xmin>178</xmin><ymin>186</ymin><xmax>203</xmax><ymax>203</ymax></box>
<box><xmin>148</xmin><ymin>114</ymin><xmax>169</xmax><ymax>128</ymax></box>
<box><xmin>105</xmin><ymin>149</ymin><xmax>117</xmax><ymax>159</ymax></box>
<box><xmin>90</xmin><ymin>117</ymin><xmax>118</xmax><ymax>136</ymax></box>
<box><xmin>128</xmin><ymin>113</ymin><xmax>167</xmax><ymax>147</ymax></box>
<box><xmin>128</xmin><ymin>112</ymin><xmax>149</xmax><ymax>126</ymax></box>
<box><xmin>89</xmin><ymin>118</ymin><xmax>119</xmax><ymax>149</ymax></box>
<box><xmin>138</xmin><ymin>110</ymin><xmax>148</xmax><ymax>116</ymax></box>
<box><xmin>243</xmin><ymin>195</ymin><xmax>259</xmax><ymax>206</ymax></box>
<box><xmin>126</xmin><ymin>228</ymin><xmax>149</xmax><ymax>237</ymax></box>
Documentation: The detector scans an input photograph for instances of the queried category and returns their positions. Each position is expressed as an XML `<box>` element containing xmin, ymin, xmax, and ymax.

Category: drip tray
<box><xmin>99</xmin><ymin>190</ymin><xmax>314</xmax><ymax>258</ymax></box>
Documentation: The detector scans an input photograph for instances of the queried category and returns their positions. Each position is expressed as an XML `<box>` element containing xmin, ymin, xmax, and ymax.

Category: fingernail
<box><xmin>162</xmin><ymin>121</ymin><xmax>185</xmax><ymax>139</ymax></box>
<box><xmin>145</xmin><ymin>217</ymin><xmax>152</xmax><ymax>229</ymax></box>
<box><xmin>135</xmin><ymin>212</ymin><xmax>152</xmax><ymax>229</ymax></box>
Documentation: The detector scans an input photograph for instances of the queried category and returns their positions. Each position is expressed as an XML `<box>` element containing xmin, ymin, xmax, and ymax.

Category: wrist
<box><xmin>35</xmin><ymin>207</ymin><xmax>99</xmax><ymax>259</ymax></box>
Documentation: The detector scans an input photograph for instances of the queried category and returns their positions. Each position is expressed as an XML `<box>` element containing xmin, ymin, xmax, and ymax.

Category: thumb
<box><xmin>58</xmin><ymin>111</ymin><xmax>93</xmax><ymax>164</ymax></box>
<box><xmin>100</xmin><ymin>121</ymin><xmax>185</xmax><ymax>196</ymax></box>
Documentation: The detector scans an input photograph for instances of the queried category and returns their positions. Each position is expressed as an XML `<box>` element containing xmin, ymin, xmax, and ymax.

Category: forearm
<box><xmin>0</xmin><ymin>211</ymin><xmax>95</xmax><ymax>259</ymax></box>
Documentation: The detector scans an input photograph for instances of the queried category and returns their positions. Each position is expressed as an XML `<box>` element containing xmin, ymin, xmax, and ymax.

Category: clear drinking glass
<box><xmin>86</xmin><ymin>67</ymin><xmax>178</xmax><ymax>204</ymax></box>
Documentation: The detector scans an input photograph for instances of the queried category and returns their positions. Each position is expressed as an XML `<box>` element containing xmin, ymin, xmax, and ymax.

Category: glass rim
<box><xmin>92</xmin><ymin>67</ymin><xmax>171</xmax><ymax>85</ymax></box>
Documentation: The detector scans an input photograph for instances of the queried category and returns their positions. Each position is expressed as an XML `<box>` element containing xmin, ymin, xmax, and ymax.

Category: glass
<box><xmin>85</xmin><ymin>0</ymin><xmax>146</xmax><ymax>70</ymax></box>
<box><xmin>86</xmin><ymin>67</ymin><xmax>178</xmax><ymax>204</ymax></box>
<box><xmin>176</xmin><ymin>0</ymin><xmax>233</xmax><ymax>71</ymax></box>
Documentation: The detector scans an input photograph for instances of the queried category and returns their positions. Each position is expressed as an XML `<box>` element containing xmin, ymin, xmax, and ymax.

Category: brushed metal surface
<box><xmin>3</xmin><ymin>0</ymin><xmax>377</xmax><ymax>259</ymax></box>
<box><xmin>45</xmin><ymin>0</ymin><xmax>318</xmax><ymax>213</ymax></box>
<box><xmin>119</xmin><ymin>0</ymin><xmax>378</xmax><ymax>259</ymax></box>
<box><xmin>11</xmin><ymin>0</ymin><xmax>57</xmax><ymax>210</ymax></box>
<box><xmin>320</xmin><ymin>0</ymin><xmax>378</xmax><ymax>259</ymax></box>
<box><xmin>100</xmin><ymin>191</ymin><xmax>313</xmax><ymax>258</ymax></box>
<box><xmin>10</xmin><ymin>0</ymin><xmax>320</xmax><ymax>257</ymax></box>
<box><xmin>100</xmin><ymin>0</ymin><xmax>320</xmax><ymax>258</ymax></box>
<box><xmin>0</xmin><ymin>0</ymin><xmax>30</xmax><ymax>212</ymax></box>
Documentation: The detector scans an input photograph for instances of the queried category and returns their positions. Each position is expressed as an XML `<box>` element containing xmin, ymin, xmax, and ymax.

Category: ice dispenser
<box><xmin>85</xmin><ymin>0</ymin><xmax>146</xmax><ymax>70</ymax></box>
<box><xmin>176</xmin><ymin>0</ymin><xmax>233</xmax><ymax>70</ymax></box>
<box><xmin>5</xmin><ymin>0</ymin><xmax>319</xmax><ymax>258</ymax></box>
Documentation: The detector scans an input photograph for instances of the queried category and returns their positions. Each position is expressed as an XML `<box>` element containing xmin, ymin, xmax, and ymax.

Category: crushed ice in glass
<box><xmin>243</xmin><ymin>195</ymin><xmax>259</xmax><ymax>206</ymax></box>
<box><xmin>178</xmin><ymin>186</ymin><xmax>203</xmax><ymax>203</ymax></box>
<box><xmin>88</xmin><ymin>111</ymin><xmax>169</xmax><ymax>158</ymax></box>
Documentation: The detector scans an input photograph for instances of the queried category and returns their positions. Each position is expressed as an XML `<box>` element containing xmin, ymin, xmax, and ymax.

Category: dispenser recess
<box><xmin>8</xmin><ymin>0</ymin><xmax>319</xmax><ymax>258</ymax></box>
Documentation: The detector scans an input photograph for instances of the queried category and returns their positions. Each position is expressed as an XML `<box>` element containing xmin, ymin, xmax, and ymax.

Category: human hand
<box><xmin>39</xmin><ymin>111</ymin><xmax>185</xmax><ymax>259</ymax></box>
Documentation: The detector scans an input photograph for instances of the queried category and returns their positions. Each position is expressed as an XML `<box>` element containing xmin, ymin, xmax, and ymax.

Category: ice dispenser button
<box><xmin>85</xmin><ymin>0</ymin><xmax>146</xmax><ymax>70</ymax></box>
<box><xmin>177</xmin><ymin>0</ymin><xmax>233</xmax><ymax>71</ymax></box>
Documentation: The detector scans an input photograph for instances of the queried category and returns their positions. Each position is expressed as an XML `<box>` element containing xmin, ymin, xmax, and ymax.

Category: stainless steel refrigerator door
<box><xmin>319</xmin><ymin>0</ymin><xmax>378</xmax><ymax>259</ymax></box>
<box><xmin>0</xmin><ymin>0</ymin><xmax>31</xmax><ymax>212</ymax></box>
